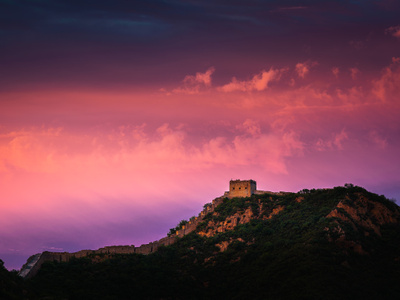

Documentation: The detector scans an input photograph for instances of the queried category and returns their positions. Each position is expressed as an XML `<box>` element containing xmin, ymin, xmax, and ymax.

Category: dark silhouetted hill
<box><xmin>4</xmin><ymin>185</ymin><xmax>400</xmax><ymax>299</ymax></box>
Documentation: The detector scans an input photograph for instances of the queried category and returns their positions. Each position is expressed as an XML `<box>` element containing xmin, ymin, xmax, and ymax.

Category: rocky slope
<box><xmin>195</xmin><ymin>187</ymin><xmax>400</xmax><ymax>257</ymax></box>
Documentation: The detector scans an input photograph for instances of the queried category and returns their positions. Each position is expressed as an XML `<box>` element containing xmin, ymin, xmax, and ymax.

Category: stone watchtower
<box><xmin>228</xmin><ymin>179</ymin><xmax>256</xmax><ymax>198</ymax></box>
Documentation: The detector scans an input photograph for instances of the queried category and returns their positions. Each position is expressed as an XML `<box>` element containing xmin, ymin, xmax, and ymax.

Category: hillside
<box><xmin>0</xmin><ymin>260</ymin><xmax>26</xmax><ymax>300</ymax></box>
<box><xmin>6</xmin><ymin>185</ymin><xmax>400</xmax><ymax>299</ymax></box>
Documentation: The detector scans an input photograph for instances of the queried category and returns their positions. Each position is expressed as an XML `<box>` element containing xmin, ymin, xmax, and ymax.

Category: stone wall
<box><xmin>175</xmin><ymin>196</ymin><xmax>224</xmax><ymax>237</ymax></box>
<box><xmin>20</xmin><ymin>196</ymin><xmax>226</xmax><ymax>278</ymax></box>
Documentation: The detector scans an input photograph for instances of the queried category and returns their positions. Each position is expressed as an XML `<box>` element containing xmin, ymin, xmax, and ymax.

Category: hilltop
<box><xmin>3</xmin><ymin>184</ymin><xmax>400</xmax><ymax>299</ymax></box>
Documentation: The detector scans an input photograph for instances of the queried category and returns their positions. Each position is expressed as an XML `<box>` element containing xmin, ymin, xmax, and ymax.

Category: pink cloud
<box><xmin>0</xmin><ymin>121</ymin><xmax>304</xmax><ymax>194</ymax></box>
<box><xmin>335</xmin><ymin>86</ymin><xmax>365</xmax><ymax>107</ymax></box>
<box><xmin>372</xmin><ymin>59</ymin><xmax>400</xmax><ymax>102</ymax></box>
<box><xmin>227</xmin><ymin>129</ymin><xmax>303</xmax><ymax>173</ymax></box>
<box><xmin>172</xmin><ymin>67</ymin><xmax>215</xmax><ymax>94</ymax></box>
<box><xmin>183</xmin><ymin>67</ymin><xmax>215</xmax><ymax>86</ymax></box>
<box><xmin>295</xmin><ymin>63</ymin><xmax>309</xmax><ymax>78</ymax></box>
<box><xmin>219</xmin><ymin>68</ymin><xmax>284</xmax><ymax>92</ymax></box>
<box><xmin>315</xmin><ymin>129</ymin><xmax>348</xmax><ymax>151</ymax></box>
<box><xmin>385</xmin><ymin>25</ymin><xmax>400</xmax><ymax>38</ymax></box>
<box><xmin>236</xmin><ymin>119</ymin><xmax>261</xmax><ymax>136</ymax></box>
<box><xmin>295</xmin><ymin>61</ymin><xmax>317</xmax><ymax>78</ymax></box>
<box><xmin>278</xmin><ymin>85</ymin><xmax>333</xmax><ymax>110</ymax></box>
<box><xmin>333</xmin><ymin>129</ymin><xmax>348</xmax><ymax>150</ymax></box>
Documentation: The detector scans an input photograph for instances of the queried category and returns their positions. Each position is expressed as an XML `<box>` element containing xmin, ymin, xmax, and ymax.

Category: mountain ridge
<box><xmin>19</xmin><ymin>185</ymin><xmax>400</xmax><ymax>278</ymax></box>
<box><xmin>19</xmin><ymin>181</ymin><xmax>288</xmax><ymax>278</ymax></box>
<box><xmin>6</xmin><ymin>183</ymin><xmax>400</xmax><ymax>299</ymax></box>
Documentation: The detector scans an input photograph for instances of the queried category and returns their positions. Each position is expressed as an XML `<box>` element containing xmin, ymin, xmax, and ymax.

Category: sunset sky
<box><xmin>1</xmin><ymin>0</ymin><xmax>400</xmax><ymax>270</ymax></box>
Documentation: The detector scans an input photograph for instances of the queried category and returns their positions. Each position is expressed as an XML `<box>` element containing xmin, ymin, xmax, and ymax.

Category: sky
<box><xmin>1</xmin><ymin>0</ymin><xmax>400</xmax><ymax>270</ymax></box>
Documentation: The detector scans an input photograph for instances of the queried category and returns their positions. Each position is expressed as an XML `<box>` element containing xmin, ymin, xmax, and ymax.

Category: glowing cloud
<box><xmin>219</xmin><ymin>68</ymin><xmax>283</xmax><ymax>92</ymax></box>
<box><xmin>315</xmin><ymin>129</ymin><xmax>348</xmax><ymax>151</ymax></box>
<box><xmin>333</xmin><ymin>129</ymin><xmax>348</xmax><ymax>150</ymax></box>
<box><xmin>184</xmin><ymin>67</ymin><xmax>215</xmax><ymax>86</ymax></box>
<box><xmin>173</xmin><ymin>67</ymin><xmax>215</xmax><ymax>94</ymax></box>
<box><xmin>295</xmin><ymin>61</ymin><xmax>317</xmax><ymax>78</ymax></box>
<box><xmin>236</xmin><ymin>119</ymin><xmax>261</xmax><ymax>137</ymax></box>
<box><xmin>0</xmin><ymin>122</ymin><xmax>304</xmax><ymax>180</ymax></box>
<box><xmin>372</xmin><ymin>58</ymin><xmax>400</xmax><ymax>102</ymax></box>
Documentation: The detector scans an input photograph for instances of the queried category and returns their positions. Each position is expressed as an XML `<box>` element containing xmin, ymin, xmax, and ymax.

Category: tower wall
<box><xmin>228</xmin><ymin>180</ymin><xmax>256</xmax><ymax>198</ymax></box>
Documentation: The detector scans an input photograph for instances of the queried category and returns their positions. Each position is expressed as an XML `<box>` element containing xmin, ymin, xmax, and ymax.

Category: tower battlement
<box><xmin>226</xmin><ymin>179</ymin><xmax>256</xmax><ymax>198</ymax></box>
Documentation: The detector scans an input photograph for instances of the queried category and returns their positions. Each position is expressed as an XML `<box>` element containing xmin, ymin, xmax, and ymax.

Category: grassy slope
<box><xmin>25</xmin><ymin>186</ymin><xmax>400</xmax><ymax>299</ymax></box>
